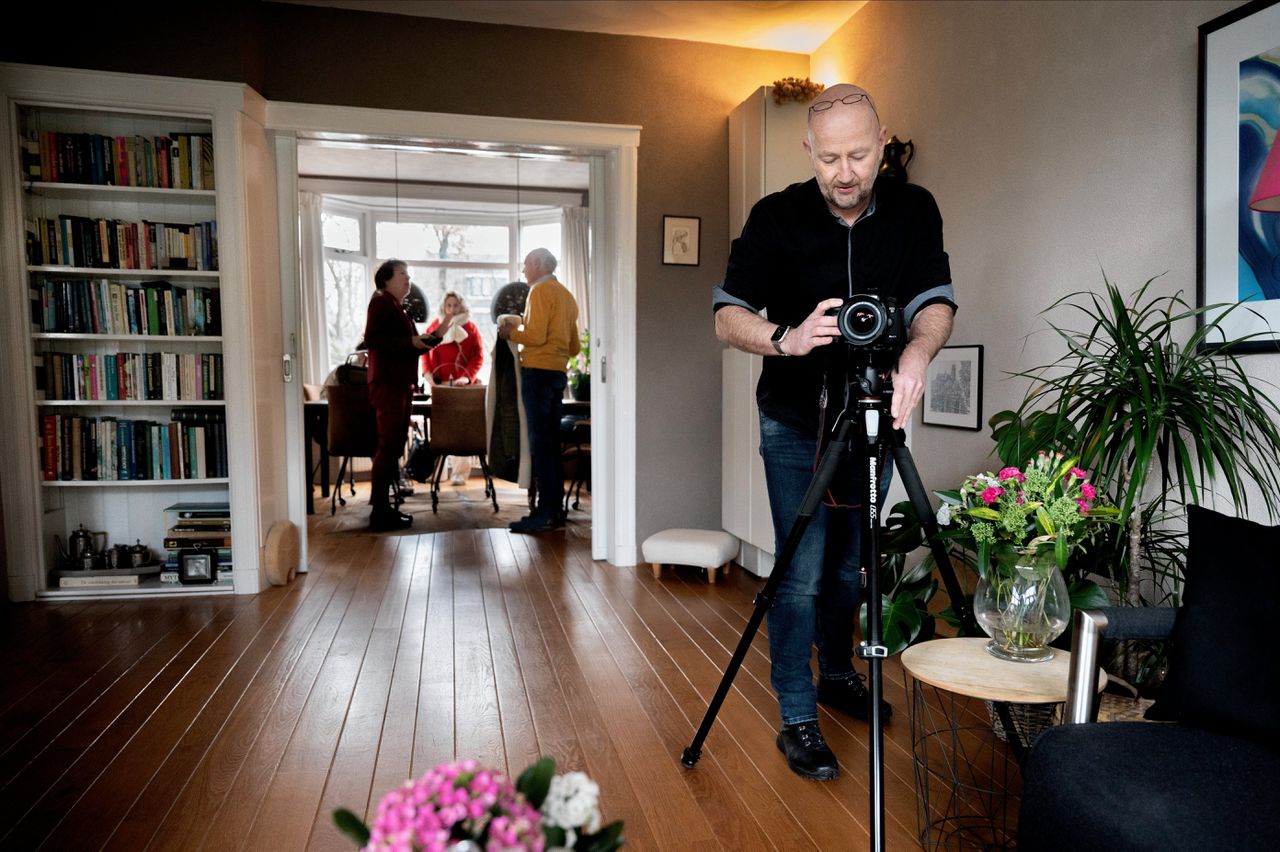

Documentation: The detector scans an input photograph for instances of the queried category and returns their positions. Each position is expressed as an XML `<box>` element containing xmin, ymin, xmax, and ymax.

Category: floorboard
<box><xmin>0</xmin><ymin>486</ymin><xmax>1027</xmax><ymax>851</ymax></box>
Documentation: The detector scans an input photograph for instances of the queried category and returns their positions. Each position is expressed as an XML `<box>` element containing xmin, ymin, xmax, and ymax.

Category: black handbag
<box><xmin>334</xmin><ymin>353</ymin><xmax>368</xmax><ymax>385</ymax></box>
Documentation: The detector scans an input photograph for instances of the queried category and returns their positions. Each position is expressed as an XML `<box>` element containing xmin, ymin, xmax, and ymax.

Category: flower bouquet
<box><xmin>333</xmin><ymin>756</ymin><xmax>624</xmax><ymax>852</ymax></box>
<box><xmin>936</xmin><ymin>451</ymin><xmax>1119</xmax><ymax>661</ymax></box>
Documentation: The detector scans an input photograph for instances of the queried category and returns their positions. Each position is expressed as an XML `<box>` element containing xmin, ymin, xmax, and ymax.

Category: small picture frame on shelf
<box><xmin>178</xmin><ymin>548</ymin><xmax>218</xmax><ymax>584</ymax></box>
<box><xmin>923</xmin><ymin>345</ymin><xmax>984</xmax><ymax>430</ymax></box>
<box><xmin>662</xmin><ymin>216</ymin><xmax>700</xmax><ymax>266</ymax></box>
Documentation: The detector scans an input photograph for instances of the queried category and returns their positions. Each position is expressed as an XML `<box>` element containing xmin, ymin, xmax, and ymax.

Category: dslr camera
<box><xmin>827</xmin><ymin>293</ymin><xmax>904</xmax><ymax>350</ymax></box>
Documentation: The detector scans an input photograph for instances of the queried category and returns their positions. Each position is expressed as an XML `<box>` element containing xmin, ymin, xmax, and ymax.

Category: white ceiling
<box><xmin>275</xmin><ymin>0</ymin><xmax>867</xmax><ymax>53</ymax></box>
<box><xmin>297</xmin><ymin>143</ymin><xmax>589</xmax><ymax>213</ymax></box>
<box><xmin>298</xmin><ymin>144</ymin><xmax>589</xmax><ymax>189</ymax></box>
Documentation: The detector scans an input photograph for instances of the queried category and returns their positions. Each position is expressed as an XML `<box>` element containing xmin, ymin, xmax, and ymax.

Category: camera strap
<box><xmin>815</xmin><ymin>366</ymin><xmax>862</xmax><ymax>510</ymax></box>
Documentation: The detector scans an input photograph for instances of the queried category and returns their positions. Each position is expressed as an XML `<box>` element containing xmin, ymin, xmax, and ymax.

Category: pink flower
<box><xmin>1077</xmin><ymin>499</ymin><xmax>1091</xmax><ymax>514</ymax></box>
<box><xmin>998</xmin><ymin>467</ymin><xmax>1025</xmax><ymax>482</ymax></box>
<box><xmin>981</xmin><ymin>487</ymin><xmax>1003</xmax><ymax>504</ymax></box>
<box><xmin>1070</xmin><ymin>467</ymin><xmax>1087</xmax><ymax>480</ymax></box>
<box><xmin>1081</xmin><ymin>482</ymin><xmax>1096</xmax><ymax>500</ymax></box>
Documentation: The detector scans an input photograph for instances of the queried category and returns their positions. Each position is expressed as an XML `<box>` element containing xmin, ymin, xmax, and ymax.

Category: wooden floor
<box><xmin>0</xmin><ymin>511</ymin><xmax>1005</xmax><ymax>851</ymax></box>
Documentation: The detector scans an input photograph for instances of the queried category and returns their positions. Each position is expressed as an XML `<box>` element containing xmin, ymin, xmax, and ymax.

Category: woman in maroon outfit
<box><xmin>363</xmin><ymin>260</ymin><xmax>438</xmax><ymax>530</ymax></box>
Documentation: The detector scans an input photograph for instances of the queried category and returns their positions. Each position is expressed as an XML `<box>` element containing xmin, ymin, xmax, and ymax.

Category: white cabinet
<box><xmin>0</xmin><ymin>64</ymin><xmax>288</xmax><ymax>601</ymax></box>
<box><xmin>722</xmin><ymin>87</ymin><xmax>811</xmax><ymax>577</ymax></box>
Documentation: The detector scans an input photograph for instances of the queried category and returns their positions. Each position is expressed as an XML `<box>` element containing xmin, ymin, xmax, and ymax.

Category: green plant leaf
<box><xmin>332</xmin><ymin>808</ymin><xmax>371</xmax><ymax>847</ymax></box>
<box><xmin>1067</xmin><ymin>578</ymin><xmax>1110</xmax><ymax>610</ymax></box>
<box><xmin>579</xmin><ymin>821</ymin><xmax>627</xmax><ymax>852</ymax></box>
<box><xmin>860</xmin><ymin>591</ymin><xmax>929</xmax><ymax>656</ymax></box>
<box><xmin>543</xmin><ymin>825</ymin><xmax>568</xmax><ymax>847</ymax></box>
<box><xmin>516</xmin><ymin>756</ymin><xmax>556</xmax><ymax>809</ymax></box>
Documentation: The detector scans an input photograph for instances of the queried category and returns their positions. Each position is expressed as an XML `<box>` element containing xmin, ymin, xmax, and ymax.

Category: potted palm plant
<box><xmin>987</xmin><ymin>275</ymin><xmax>1280</xmax><ymax>684</ymax></box>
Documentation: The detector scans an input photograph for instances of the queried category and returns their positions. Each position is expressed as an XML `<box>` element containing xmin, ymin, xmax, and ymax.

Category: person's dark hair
<box><xmin>374</xmin><ymin>259</ymin><xmax>407</xmax><ymax>290</ymax></box>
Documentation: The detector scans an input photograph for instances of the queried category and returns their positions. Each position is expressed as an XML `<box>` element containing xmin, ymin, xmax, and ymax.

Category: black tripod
<box><xmin>681</xmin><ymin>357</ymin><xmax>976</xmax><ymax>852</ymax></box>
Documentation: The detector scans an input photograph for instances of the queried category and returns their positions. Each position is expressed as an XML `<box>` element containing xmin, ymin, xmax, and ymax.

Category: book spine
<box><xmin>60</xmin><ymin>574</ymin><xmax>139</xmax><ymax>588</ymax></box>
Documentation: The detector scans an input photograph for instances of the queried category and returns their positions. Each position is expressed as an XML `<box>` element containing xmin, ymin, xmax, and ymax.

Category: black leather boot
<box><xmin>817</xmin><ymin>673</ymin><xmax>893</xmax><ymax>723</ymax></box>
<box><xmin>776</xmin><ymin>721</ymin><xmax>839</xmax><ymax>780</ymax></box>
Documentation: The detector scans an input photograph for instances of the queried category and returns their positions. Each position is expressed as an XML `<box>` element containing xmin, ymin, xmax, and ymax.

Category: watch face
<box><xmin>772</xmin><ymin>325</ymin><xmax>788</xmax><ymax>342</ymax></box>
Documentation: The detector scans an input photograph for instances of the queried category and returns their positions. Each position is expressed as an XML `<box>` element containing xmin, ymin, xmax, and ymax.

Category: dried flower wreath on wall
<box><xmin>771</xmin><ymin>77</ymin><xmax>825</xmax><ymax>104</ymax></box>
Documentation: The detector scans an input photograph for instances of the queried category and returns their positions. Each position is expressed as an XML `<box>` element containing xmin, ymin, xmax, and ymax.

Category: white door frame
<box><xmin>265</xmin><ymin>101</ymin><xmax>640</xmax><ymax>565</ymax></box>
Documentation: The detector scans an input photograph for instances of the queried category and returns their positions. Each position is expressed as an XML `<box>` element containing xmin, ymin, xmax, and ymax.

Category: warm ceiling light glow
<box><xmin>809</xmin><ymin>57</ymin><xmax>842</xmax><ymax>89</ymax></box>
<box><xmin>744</xmin><ymin>24</ymin><xmax>832</xmax><ymax>54</ymax></box>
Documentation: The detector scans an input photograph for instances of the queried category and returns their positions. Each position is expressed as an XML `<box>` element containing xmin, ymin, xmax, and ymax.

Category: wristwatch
<box><xmin>771</xmin><ymin>324</ymin><xmax>791</xmax><ymax>356</ymax></box>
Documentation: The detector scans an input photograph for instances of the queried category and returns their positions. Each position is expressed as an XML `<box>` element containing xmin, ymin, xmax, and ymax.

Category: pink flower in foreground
<box><xmin>1081</xmin><ymin>482</ymin><xmax>1096</xmax><ymax>500</ymax></box>
<box><xmin>997</xmin><ymin>467</ymin><xmax>1025</xmax><ymax>482</ymax></box>
<box><xmin>1070</xmin><ymin>467</ymin><xmax>1087</xmax><ymax>480</ymax></box>
<box><xmin>1078</xmin><ymin>499</ymin><xmax>1092</xmax><ymax>514</ymax></box>
<box><xmin>981</xmin><ymin>487</ymin><xmax>1004</xmax><ymax>505</ymax></box>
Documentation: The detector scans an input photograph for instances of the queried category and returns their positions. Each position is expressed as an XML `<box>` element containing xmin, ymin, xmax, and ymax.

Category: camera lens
<box><xmin>838</xmin><ymin>297</ymin><xmax>887</xmax><ymax>345</ymax></box>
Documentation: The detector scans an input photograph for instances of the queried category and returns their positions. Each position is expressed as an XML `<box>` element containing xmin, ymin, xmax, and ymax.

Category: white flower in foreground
<box><xmin>936</xmin><ymin>504</ymin><xmax>952</xmax><ymax>526</ymax></box>
<box><xmin>541</xmin><ymin>771</ymin><xmax>603</xmax><ymax>846</ymax></box>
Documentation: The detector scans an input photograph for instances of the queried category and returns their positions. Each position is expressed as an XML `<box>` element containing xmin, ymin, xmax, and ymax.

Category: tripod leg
<box><xmin>682</xmin><ymin>417</ymin><xmax>856</xmax><ymax>767</ymax></box>
<box><xmin>889</xmin><ymin>439</ymin><xmax>979</xmax><ymax>635</ymax></box>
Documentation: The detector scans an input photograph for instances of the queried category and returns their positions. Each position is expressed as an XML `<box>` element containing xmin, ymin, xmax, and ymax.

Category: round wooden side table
<box><xmin>900</xmin><ymin>637</ymin><xmax>1107</xmax><ymax>850</ymax></box>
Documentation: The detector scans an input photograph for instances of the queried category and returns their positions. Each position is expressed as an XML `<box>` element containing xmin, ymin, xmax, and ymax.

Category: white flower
<box><xmin>541</xmin><ymin>772</ymin><xmax>602</xmax><ymax>839</ymax></box>
<box><xmin>936</xmin><ymin>504</ymin><xmax>952</xmax><ymax>526</ymax></box>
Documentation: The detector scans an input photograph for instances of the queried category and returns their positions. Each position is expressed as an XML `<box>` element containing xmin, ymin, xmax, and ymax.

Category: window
<box><xmin>520</xmin><ymin>220</ymin><xmax>562</xmax><ymax>266</ymax></box>
<box><xmin>315</xmin><ymin>199</ymin><xmax>573</xmax><ymax>387</ymax></box>
<box><xmin>322</xmin><ymin>208</ymin><xmax>371</xmax><ymax>374</ymax></box>
<box><xmin>377</xmin><ymin>219</ymin><xmax>513</xmax><ymax>385</ymax></box>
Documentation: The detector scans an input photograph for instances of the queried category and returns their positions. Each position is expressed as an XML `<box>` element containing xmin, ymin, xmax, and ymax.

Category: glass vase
<box><xmin>973</xmin><ymin>545</ymin><xmax>1070</xmax><ymax>662</ymax></box>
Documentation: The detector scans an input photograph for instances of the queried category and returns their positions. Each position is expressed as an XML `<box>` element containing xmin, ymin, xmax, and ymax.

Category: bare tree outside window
<box><xmin>324</xmin><ymin>258</ymin><xmax>368</xmax><ymax>370</ymax></box>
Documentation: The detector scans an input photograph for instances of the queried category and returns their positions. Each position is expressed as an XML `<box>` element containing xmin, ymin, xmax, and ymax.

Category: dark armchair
<box><xmin>1018</xmin><ymin>506</ymin><xmax>1280</xmax><ymax>852</ymax></box>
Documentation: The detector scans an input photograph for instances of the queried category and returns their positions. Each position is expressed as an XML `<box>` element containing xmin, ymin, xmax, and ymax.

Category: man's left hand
<box><xmin>890</xmin><ymin>345</ymin><xmax>930</xmax><ymax>430</ymax></box>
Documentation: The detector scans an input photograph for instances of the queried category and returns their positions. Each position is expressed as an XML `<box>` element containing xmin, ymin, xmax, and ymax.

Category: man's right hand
<box><xmin>784</xmin><ymin>298</ymin><xmax>845</xmax><ymax>356</ymax></box>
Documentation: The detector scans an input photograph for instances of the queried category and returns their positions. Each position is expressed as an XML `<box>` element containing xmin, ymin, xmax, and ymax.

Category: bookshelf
<box><xmin>18</xmin><ymin>104</ymin><xmax>228</xmax><ymax>598</ymax></box>
<box><xmin>0</xmin><ymin>64</ymin><xmax>292</xmax><ymax>601</ymax></box>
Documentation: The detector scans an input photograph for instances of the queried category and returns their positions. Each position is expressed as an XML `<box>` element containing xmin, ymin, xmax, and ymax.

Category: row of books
<box><xmin>39</xmin><ymin>351</ymin><xmax>224</xmax><ymax>402</ymax></box>
<box><xmin>21</xmin><ymin>130</ymin><xmax>215</xmax><ymax>190</ymax></box>
<box><xmin>26</xmin><ymin>216</ymin><xmax>218</xmax><ymax>272</ymax></box>
<box><xmin>31</xmin><ymin>278</ymin><xmax>222</xmax><ymax>337</ymax></box>
<box><xmin>40</xmin><ymin>409</ymin><xmax>228</xmax><ymax>481</ymax></box>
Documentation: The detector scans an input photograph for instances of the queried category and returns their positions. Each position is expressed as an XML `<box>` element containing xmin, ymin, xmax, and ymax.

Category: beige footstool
<box><xmin>642</xmin><ymin>528</ymin><xmax>739</xmax><ymax>584</ymax></box>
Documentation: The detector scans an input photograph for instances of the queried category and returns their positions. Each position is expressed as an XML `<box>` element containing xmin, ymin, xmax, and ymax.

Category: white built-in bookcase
<box><xmin>1</xmin><ymin>64</ymin><xmax>289</xmax><ymax>601</ymax></box>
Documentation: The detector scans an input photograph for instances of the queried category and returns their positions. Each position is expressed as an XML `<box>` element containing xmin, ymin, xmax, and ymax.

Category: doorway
<box><xmin>267</xmin><ymin>102</ymin><xmax>639</xmax><ymax>569</ymax></box>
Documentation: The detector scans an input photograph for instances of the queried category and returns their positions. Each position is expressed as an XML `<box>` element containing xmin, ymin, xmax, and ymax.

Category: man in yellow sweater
<box><xmin>498</xmin><ymin>247</ymin><xmax>581</xmax><ymax>532</ymax></box>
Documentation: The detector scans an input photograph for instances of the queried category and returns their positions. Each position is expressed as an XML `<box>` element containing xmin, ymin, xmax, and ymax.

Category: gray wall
<box><xmin>815</xmin><ymin>0</ymin><xmax>1279</xmax><ymax>511</ymax></box>
<box><xmin>3</xmin><ymin>1</ymin><xmax>810</xmax><ymax>546</ymax></box>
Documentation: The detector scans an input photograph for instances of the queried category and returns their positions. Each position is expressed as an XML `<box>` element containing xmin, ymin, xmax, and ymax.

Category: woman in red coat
<box><xmin>420</xmin><ymin>291</ymin><xmax>484</xmax><ymax>485</ymax></box>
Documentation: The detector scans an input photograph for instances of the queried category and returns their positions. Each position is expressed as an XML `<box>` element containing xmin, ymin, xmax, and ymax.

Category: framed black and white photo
<box><xmin>1198</xmin><ymin>0</ymin><xmax>1280</xmax><ymax>351</ymax></box>
<box><xmin>923</xmin><ymin>345</ymin><xmax>983</xmax><ymax>430</ymax></box>
<box><xmin>178</xmin><ymin>548</ymin><xmax>217</xmax><ymax>584</ymax></box>
<box><xmin>662</xmin><ymin>215</ymin><xmax>700</xmax><ymax>266</ymax></box>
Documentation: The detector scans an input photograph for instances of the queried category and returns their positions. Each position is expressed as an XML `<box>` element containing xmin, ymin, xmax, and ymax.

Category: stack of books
<box><xmin>160</xmin><ymin>501</ymin><xmax>232</xmax><ymax>585</ymax></box>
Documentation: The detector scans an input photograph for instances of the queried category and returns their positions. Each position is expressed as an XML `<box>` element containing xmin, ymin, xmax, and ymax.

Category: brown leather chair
<box><xmin>325</xmin><ymin>382</ymin><xmax>380</xmax><ymax>515</ymax></box>
<box><xmin>428</xmin><ymin>384</ymin><xmax>498</xmax><ymax>513</ymax></box>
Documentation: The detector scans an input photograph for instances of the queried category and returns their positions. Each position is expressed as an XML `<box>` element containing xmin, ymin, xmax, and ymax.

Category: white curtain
<box><xmin>560</xmin><ymin>206</ymin><xmax>590</xmax><ymax>336</ymax></box>
<box><xmin>298</xmin><ymin>191</ymin><xmax>329</xmax><ymax>385</ymax></box>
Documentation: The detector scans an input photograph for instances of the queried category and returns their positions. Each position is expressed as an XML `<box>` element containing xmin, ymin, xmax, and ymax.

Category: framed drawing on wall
<box><xmin>1198</xmin><ymin>0</ymin><xmax>1280</xmax><ymax>352</ymax></box>
<box><xmin>662</xmin><ymin>215</ymin><xmax>700</xmax><ymax>266</ymax></box>
<box><xmin>923</xmin><ymin>345</ymin><xmax>983</xmax><ymax>430</ymax></box>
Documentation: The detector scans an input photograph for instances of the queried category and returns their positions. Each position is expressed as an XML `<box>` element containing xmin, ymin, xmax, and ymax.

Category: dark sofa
<box><xmin>1018</xmin><ymin>507</ymin><xmax>1280</xmax><ymax>852</ymax></box>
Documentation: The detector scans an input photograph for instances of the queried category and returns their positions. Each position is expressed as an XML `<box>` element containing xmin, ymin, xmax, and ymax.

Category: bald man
<box><xmin>712</xmin><ymin>84</ymin><xmax>956</xmax><ymax>781</ymax></box>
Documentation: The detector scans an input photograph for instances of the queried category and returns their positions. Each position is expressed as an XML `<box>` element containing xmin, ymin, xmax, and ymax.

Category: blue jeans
<box><xmin>760</xmin><ymin>413</ymin><xmax>887</xmax><ymax>726</ymax></box>
<box><xmin>521</xmin><ymin>368</ymin><xmax>567</xmax><ymax>516</ymax></box>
